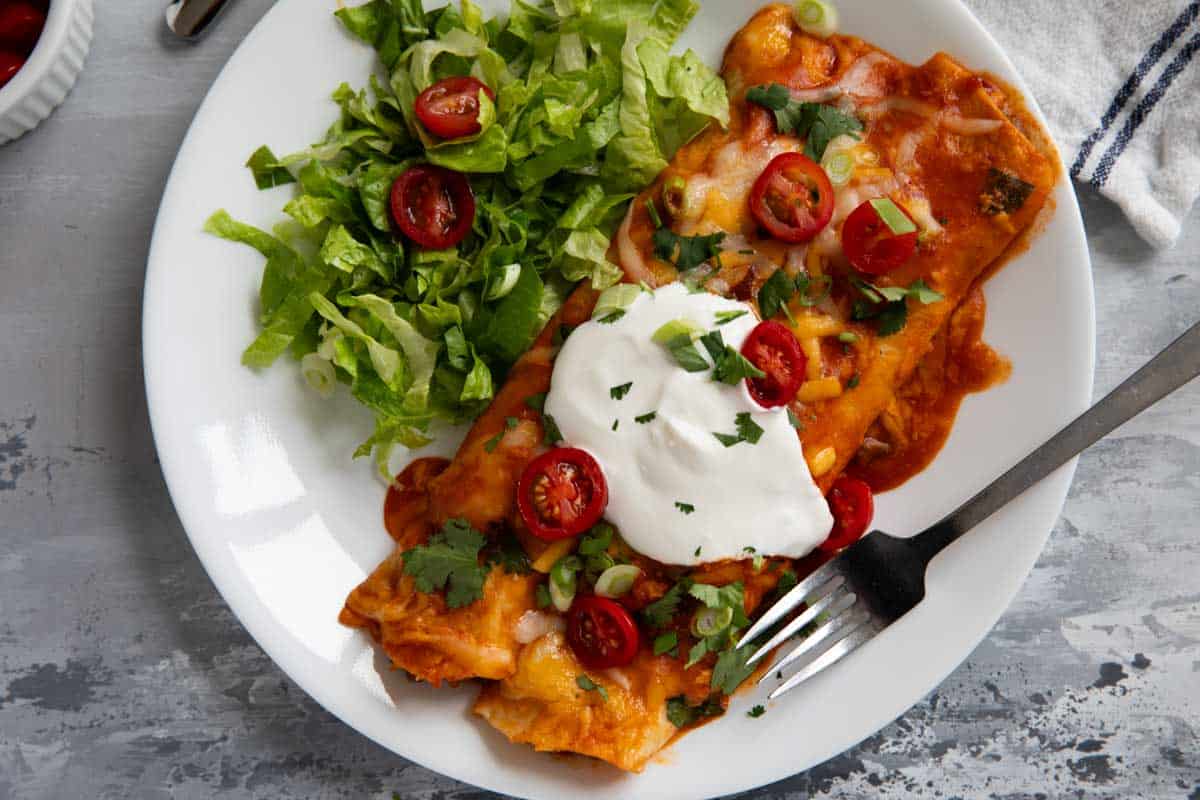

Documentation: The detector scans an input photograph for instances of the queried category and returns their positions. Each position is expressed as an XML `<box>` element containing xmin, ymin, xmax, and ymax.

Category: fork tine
<box><xmin>765</xmin><ymin>606</ymin><xmax>870</xmax><ymax>678</ymax></box>
<box><xmin>741</xmin><ymin>559</ymin><xmax>840</xmax><ymax>643</ymax></box>
<box><xmin>747</xmin><ymin>580</ymin><xmax>854</xmax><ymax>667</ymax></box>
<box><xmin>768</xmin><ymin>624</ymin><xmax>876</xmax><ymax>699</ymax></box>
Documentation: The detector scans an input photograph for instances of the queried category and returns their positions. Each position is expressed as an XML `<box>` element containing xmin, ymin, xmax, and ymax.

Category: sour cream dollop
<box><xmin>545</xmin><ymin>284</ymin><xmax>833</xmax><ymax>566</ymax></box>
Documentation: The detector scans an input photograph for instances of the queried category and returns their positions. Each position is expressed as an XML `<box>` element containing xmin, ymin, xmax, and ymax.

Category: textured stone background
<box><xmin>1</xmin><ymin>2</ymin><xmax>1197</xmax><ymax>799</ymax></box>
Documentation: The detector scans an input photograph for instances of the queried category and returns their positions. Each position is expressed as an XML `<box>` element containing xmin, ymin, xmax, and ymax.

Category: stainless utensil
<box><xmin>165</xmin><ymin>0</ymin><xmax>234</xmax><ymax>40</ymax></box>
<box><xmin>743</xmin><ymin>317</ymin><xmax>1200</xmax><ymax>700</ymax></box>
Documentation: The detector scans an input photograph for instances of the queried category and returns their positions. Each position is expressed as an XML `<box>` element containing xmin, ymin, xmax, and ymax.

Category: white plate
<box><xmin>143</xmin><ymin>1</ymin><xmax>1095</xmax><ymax>797</ymax></box>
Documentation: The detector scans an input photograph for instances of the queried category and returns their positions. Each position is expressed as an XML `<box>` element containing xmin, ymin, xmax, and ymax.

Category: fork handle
<box><xmin>909</xmin><ymin>317</ymin><xmax>1200</xmax><ymax>565</ymax></box>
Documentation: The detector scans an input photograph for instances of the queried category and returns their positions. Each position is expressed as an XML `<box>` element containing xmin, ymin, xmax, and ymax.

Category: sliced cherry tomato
<box><xmin>414</xmin><ymin>76</ymin><xmax>496</xmax><ymax>140</ymax></box>
<box><xmin>517</xmin><ymin>447</ymin><xmax>608</xmax><ymax>541</ymax></box>
<box><xmin>390</xmin><ymin>165</ymin><xmax>475</xmax><ymax>249</ymax></box>
<box><xmin>566</xmin><ymin>595</ymin><xmax>640</xmax><ymax>669</ymax></box>
<box><xmin>748</xmin><ymin>152</ymin><xmax>835</xmax><ymax>243</ymax></box>
<box><xmin>0</xmin><ymin>2</ymin><xmax>45</xmax><ymax>51</ymax></box>
<box><xmin>821</xmin><ymin>476</ymin><xmax>874</xmax><ymax>552</ymax></box>
<box><xmin>841</xmin><ymin>199</ymin><xmax>919</xmax><ymax>275</ymax></box>
<box><xmin>0</xmin><ymin>51</ymin><xmax>22</xmax><ymax>88</ymax></box>
<box><xmin>741</xmin><ymin>320</ymin><xmax>807</xmax><ymax>408</ymax></box>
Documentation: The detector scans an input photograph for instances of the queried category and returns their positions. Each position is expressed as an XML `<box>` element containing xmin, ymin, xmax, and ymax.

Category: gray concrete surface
<box><xmin>1</xmin><ymin>2</ymin><xmax>1197</xmax><ymax>798</ymax></box>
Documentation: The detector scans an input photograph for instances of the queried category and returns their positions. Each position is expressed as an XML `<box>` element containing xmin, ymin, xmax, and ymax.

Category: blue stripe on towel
<box><xmin>1091</xmin><ymin>31</ymin><xmax>1200</xmax><ymax>187</ymax></box>
<box><xmin>1069</xmin><ymin>1</ymin><xmax>1199</xmax><ymax>179</ymax></box>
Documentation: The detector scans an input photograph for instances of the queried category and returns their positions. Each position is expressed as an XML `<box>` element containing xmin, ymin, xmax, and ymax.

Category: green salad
<box><xmin>206</xmin><ymin>0</ymin><xmax>728</xmax><ymax>472</ymax></box>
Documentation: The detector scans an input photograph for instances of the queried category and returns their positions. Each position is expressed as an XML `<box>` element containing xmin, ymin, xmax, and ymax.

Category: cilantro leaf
<box><xmin>576</xmin><ymin>674</ymin><xmax>609</xmax><ymax>702</ymax></box>
<box><xmin>715</xmin><ymin>310</ymin><xmax>748</xmax><ymax>325</ymax></box>
<box><xmin>401</xmin><ymin>518</ymin><xmax>489</xmax><ymax>608</ymax></box>
<box><xmin>652</xmin><ymin>228</ymin><xmax>727</xmax><ymax>270</ymax></box>
<box><xmin>535</xmin><ymin>583</ymin><xmax>552</xmax><ymax>608</ymax></box>
<box><xmin>685</xmin><ymin>638</ymin><xmax>709</xmax><ymax>668</ymax></box>
<box><xmin>757</xmin><ymin>268</ymin><xmax>796</xmax><ymax>320</ymax></box>
<box><xmin>664</xmin><ymin>333</ymin><xmax>710</xmax><ymax>372</ymax></box>
<box><xmin>666</xmin><ymin>695</ymin><xmax>723</xmax><ymax>728</ymax></box>
<box><xmin>712</xmin><ymin>348</ymin><xmax>765</xmax><ymax>385</ymax></box>
<box><xmin>745</xmin><ymin>84</ymin><xmax>863</xmax><ymax>160</ymax></box>
<box><xmin>653</xmin><ymin>631</ymin><xmax>679</xmax><ymax>656</ymax></box>
<box><xmin>642</xmin><ymin>579</ymin><xmax>692</xmax><ymax>628</ymax></box>
<box><xmin>794</xmin><ymin>272</ymin><xmax>832</xmax><ymax>307</ymax></box>
<box><xmin>597</xmin><ymin>310</ymin><xmax>626</xmax><ymax>324</ymax></box>
<box><xmin>635</xmin><ymin>411</ymin><xmax>658</xmax><ymax>424</ymax></box>
<box><xmin>483</xmin><ymin>431</ymin><xmax>503</xmax><ymax>453</ymax></box>
<box><xmin>698</xmin><ymin>329</ymin><xmax>726</xmax><ymax>364</ymax></box>
<box><xmin>610</xmin><ymin>382</ymin><xmax>633</xmax><ymax>400</ymax></box>
<box><xmin>712</xmin><ymin>646</ymin><xmax>756</xmax><ymax>695</ymax></box>
<box><xmin>735</xmin><ymin>412</ymin><xmax>764</xmax><ymax>443</ymax></box>
<box><xmin>485</xmin><ymin>533</ymin><xmax>531</xmax><ymax>575</ymax></box>
<box><xmin>675</xmin><ymin>501</ymin><xmax>695</xmax><ymax>514</ymax></box>
<box><xmin>852</xmin><ymin>278</ymin><xmax>944</xmax><ymax>337</ymax></box>
<box><xmin>524</xmin><ymin>392</ymin><xmax>547</xmax><ymax>412</ymax></box>
<box><xmin>787</xmin><ymin>408</ymin><xmax>804</xmax><ymax>429</ymax></box>
<box><xmin>542</xmin><ymin>413</ymin><xmax>563</xmax><ymax>444</ymax></box>
<box><xmin>748</xmin><ymin>704</ymin><xmax>766</xmax><ymax>718</ymax></box>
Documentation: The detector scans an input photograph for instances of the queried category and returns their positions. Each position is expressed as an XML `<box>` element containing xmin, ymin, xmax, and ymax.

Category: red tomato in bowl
<box><xmin>517</xmin><ymin>447</ymin><xmax>609</xmax><ymax>541</ymax></box>
<box><xmin>0</xmin><ymin>2</ymin><xmax>46</xmax><ymax>51</ymax></box>
<box><xmin>566</xmin><ymin>596</ymin><xmax>640</xmax><ymax>669</ymax></box>
<box><xmin>389</xmin><ymin>165</ymin><xmax>476</xmax><ymax>249</ymax></box>
<box><xmin>748</xmin><ymin>152</ymin><xmax>835</xmax><ymax>243</ymax></box>
<box><xmin>0</xmin><ymin>51</ymin><xmax>23</xmax><ymax>88</ymax></box>
<box><xmin>414</xmin><ymin>76</ymin><xmax>496</xmax><ymax>140</ymax></box>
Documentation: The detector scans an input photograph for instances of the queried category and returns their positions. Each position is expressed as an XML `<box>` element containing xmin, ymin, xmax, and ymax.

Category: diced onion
<box><xmin>794</xmin><ymin>0</ymin><xmax>838</xmax><ymax>37</ymax></box>
<box><xmin>592</xmin><ymin>283</ymin><xmax>644</xmax><ymax>320</ymax></box>
<box><xmin>595</xmin><ymin>565</ymin><xmax>641</xmax><ymax>598</ymax></box>
<box><xmin>301</xmin><ymin>353</ymin><xmax>336</xmax><ymax>398</ymax></box>
<box><xmin>691</xmin><ymin>606</ymin><xmax>734</xmax><ymax>638</ymax></box>
<box><xmin>484</xmin><ymin>263</ymin><xmax>522</xmax><ymax>301</ymax></box>
<box><xmin>514</xmin><ymin>610</ymin><xmax>565</xmax><ymax>644</ymax></box>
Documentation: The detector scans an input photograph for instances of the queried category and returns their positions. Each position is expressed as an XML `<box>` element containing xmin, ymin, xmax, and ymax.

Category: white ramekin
<box><xmin>0</xmin><ymin>0</ymin><xmax>93</xmax><ymax>145</ymax></box>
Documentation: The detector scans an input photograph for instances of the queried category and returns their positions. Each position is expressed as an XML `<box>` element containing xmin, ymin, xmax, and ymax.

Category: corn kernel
<box><xmin>796</xmin><ymin>377</ymin><xmax>843</xmax><ymax>403</ymax></box>
<box><xmin>808</xmin><ymin>446</ymin><xmax>837</xmax><ymax>478</ymax></box>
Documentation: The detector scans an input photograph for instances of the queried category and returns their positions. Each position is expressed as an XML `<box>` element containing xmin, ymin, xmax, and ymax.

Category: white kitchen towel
<box><xmin>966</xmin><ymin>0</ymin><xmax>1200</xmax><ymax>248</ymax></box>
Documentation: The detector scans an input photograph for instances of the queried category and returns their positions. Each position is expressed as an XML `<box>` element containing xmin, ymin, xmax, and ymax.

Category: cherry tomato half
<box><xmin>517</xmin><ymin>447</ymin><xmax>609</xmax><ymax>541</ymax></box>
<box><xmin>748</xmin><ymin>152</ymin><xmax>835</xmax><ymax>243</ymax></box>
<box><xmin>0</xmin><ymin>51</ymin><xmax>22</xmax><ymax>88</ymax></box>
<box><xmin>390</xmin><ymin>164</ymin><xmax>476</xmax><ymax>249</ymax></box>
<box><xmin>821</xmin><ymin>476</ymin><xmax>874</xmax><ymax>552</ymax></box>
<box><xmin>414</xmin><ymin>76</ymin><xmax>496</xmax><ymax>140</ymax></box>
<box><xmin>841</xmin><ymin>199</ymin><xmax>919</xmax><ymax>275</ymax></box>
<box><xmin>0</xmin><ymin>3</ymin><xmax>45</xmax><ymax>51</ymax></box>
<box><xmin>741</xmin><ymin>320</ymin><xmax>807</xmax><ymax>408</ymax></box>
<box><xmin>566</xmin><ymin>595</ymin><xmax>640</xmax><ymax>669</ymax></box>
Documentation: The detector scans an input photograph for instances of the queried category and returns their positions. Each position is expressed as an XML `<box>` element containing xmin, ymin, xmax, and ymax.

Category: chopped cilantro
<box><xmin>748</xmin><ymin>704</ymin><xmax>766</xmax><ymax>718</ymax></box>
<box><xmin>542</xmin><ymin>413</ymin><xmax>563</xmax><ymax>444</ymax></box>
<box><xmin>483</xmin><ymin>431</ymin><xmax>503</xmax><ymax>453</ymax></box>
<box><xmin>794</xmin><ymin>272</ymin><xmax>832</xmax><ymax>307</ymax></box>
<box><xmin>757</xmin><ymin>268</ymin><xmax>797</xmax><ymax>321</ymax></box>
<box><xmin>642</xmin><ymin>579</ymin><xmax>692</xmax><ymax>628</ymax></box>
<box><xmin>644</xmin><ymin>197</ymin><xmax>664</xmax><ymax>228</ymax></box>
<box><xmin>713</xmin><ymin>347</ymin><xmax>765</xmax><ymax>384</ymax></box>
<box><xmin>401</xmin><ymin>519</ymin><xmax>489</xmax><ymax>609</ymax></box>
<box><xmin>666</xmin><ymin>695</ymin><xmax>723</xmax><ymax>728</ymax></box>
<box><xmin>524</xmin><ymin>392</ymin><xmax>547</xmax><ymax>411</ymax></box>
<box><xmin>576</xmin><ymin>674</ymin><xmax>609</xmax><ymax>702</ymax></box>
<box><xmin>597</xmin><ymin>310</ymin><xmax>625</xmax><ymax>324</ymax></box>
<box><xmin>612</xmin><ymin>419</ymin><xmax>619</xmax><ymax>431</ymax></box>
<box><xmin>686</xmin><ymin>638</ymin><xmax>710</xmax><ymax>668</ymax></box>
<box><xmin>876</xmin><ymin>301</ymin><xmax>909</xmax><ymax>336</ymax></box>
<box><xmin>675</xmin><ymin>501</ymin><xmax>695</xmax><ymax>514</ymax></box>
<box><xmin>552</xmin><ymin>323</ymin><xmax>576</xmax><ymax>346</ymax></box>
<box><xmin>852</xmin><ymin>278</ymin><xmax>944</xmax><ymax>337</ymax></box>
<box><xmin>745</xmin><ymin>84</ymin><xmax>864</xmax><ymax>160</ymax></box>
<box><xmin>485</xmin><ymin>533</ymin><xmax>530</xmax><ymax>575</ymax></box>
<box><xmin>653</xmin><ymin>631</ymin><xmax>679</xmax><ymax>656</ymax></box>
<box><xmin>847</xmin><ymin>373</ymin><xmax>860</xmax><ymax>389</ymax></box>
<box><xmin>712</xmin><ymin>646</ymin><xmax>756</xmax><ymax>695</ymax></box>
<box><xmin>695</xmin><ymin>545</ymin><xmax>702</xmax><ymax>557</ymax></box>
<box><xmin>664</xmin><ymin>333</ymin><xmax>710</xmax><ymax>372</ymax></box>
<box><xmin>652</xmin><ymin>228</ymin><xmax>727</xmax><ymax>270</ymax></box>
<box><xmin>715</xmin><ymin>309</ymin><xmax>749</xmax><ymax>325</ymax></box>
<box><xmin>610</xmin><ymin>381</ymin><xmax>633</xmax><ymax>400</ymax></box>
<box><xmin>713</xmin><ymin>412</ymin><xmax>764</xmax><ymax>447</ymax></box>
<box><xmin>578</xmin><ymin>524</ymin><xmax>614</xmax><ymax>556</ymax></box>
<box><xmin>635</xmin><ymin>411</ymin><xmax>657</xmax><ymax>424</ymax></box>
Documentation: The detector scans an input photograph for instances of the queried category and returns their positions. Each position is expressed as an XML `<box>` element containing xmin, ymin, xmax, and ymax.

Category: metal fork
<box><xmin>743</xmin><ymin>318</ymin><xmax>1200</xmax><ymax>700</ymax></box>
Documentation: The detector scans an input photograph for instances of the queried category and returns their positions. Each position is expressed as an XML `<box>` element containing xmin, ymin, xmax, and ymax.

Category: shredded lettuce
<box><xmin>207</xmin><ymin>0</ymin><xmax>728</xmax><ymax>468</ymax></box>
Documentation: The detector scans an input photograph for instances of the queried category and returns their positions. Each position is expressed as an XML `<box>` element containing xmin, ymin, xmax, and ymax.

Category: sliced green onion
<box><xmin>821</xmin><ymin>151</ymin><xmax>855</xmax><ymax>186</ymax></box>
<box><xmin>595</xmin><ymin>564</ymin><xmax>641</xmax><ymax>598</ymax></box>
<box><xmin>651</xmin><ymin>318</ymin><xmax>703</xmax><ymax>344</ymax></box>
<box><xmin>869</xmin><ymin>198</ymin><xmax>918</xmax><ymax>235</ymax></box>
<box><xmin>300</xmin><ymin>353</ymin><xmax>336</xmax><ymax>397</ymax></box>
<box><xmin>837</xmin><ymin>331</ymin><xmax>860</xmax><ymax>344</ymax></box>
<box><xmin>550</xmin><ymin>555</ymin><xmax>581</xmax><ymax>591</ymax></box>
<box><xmin>691</xmin><ymin>605</ymin><xmax>734</xmax><ymax>638</ymax></box>
<box><xmin>794</xmin><ymin>0</ymin><xmax>838</xmax><ymax>37</ymax></box>
<box><xmin>644</xmin><ymin>197</ymin><xmax>664</xmax><ymax>229</ymax></box>
<box><xmin>549</xmin><ymin>578</ymin><xmax>576</xmax><ymax>612</ymax></box>
<box><xmin>662</xmin><ymin>176</ymin><xmax>689</xmax><ymax>218</ymax></box>
<box><xmin>592</xmin><ymin>284</ymin><xmax>644</xmax><ymax>321</ymax></box>
<box><xmin>484</xmin><ymin>263</ymin><xmax>522</xmax><ymax>301</ymax></box>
